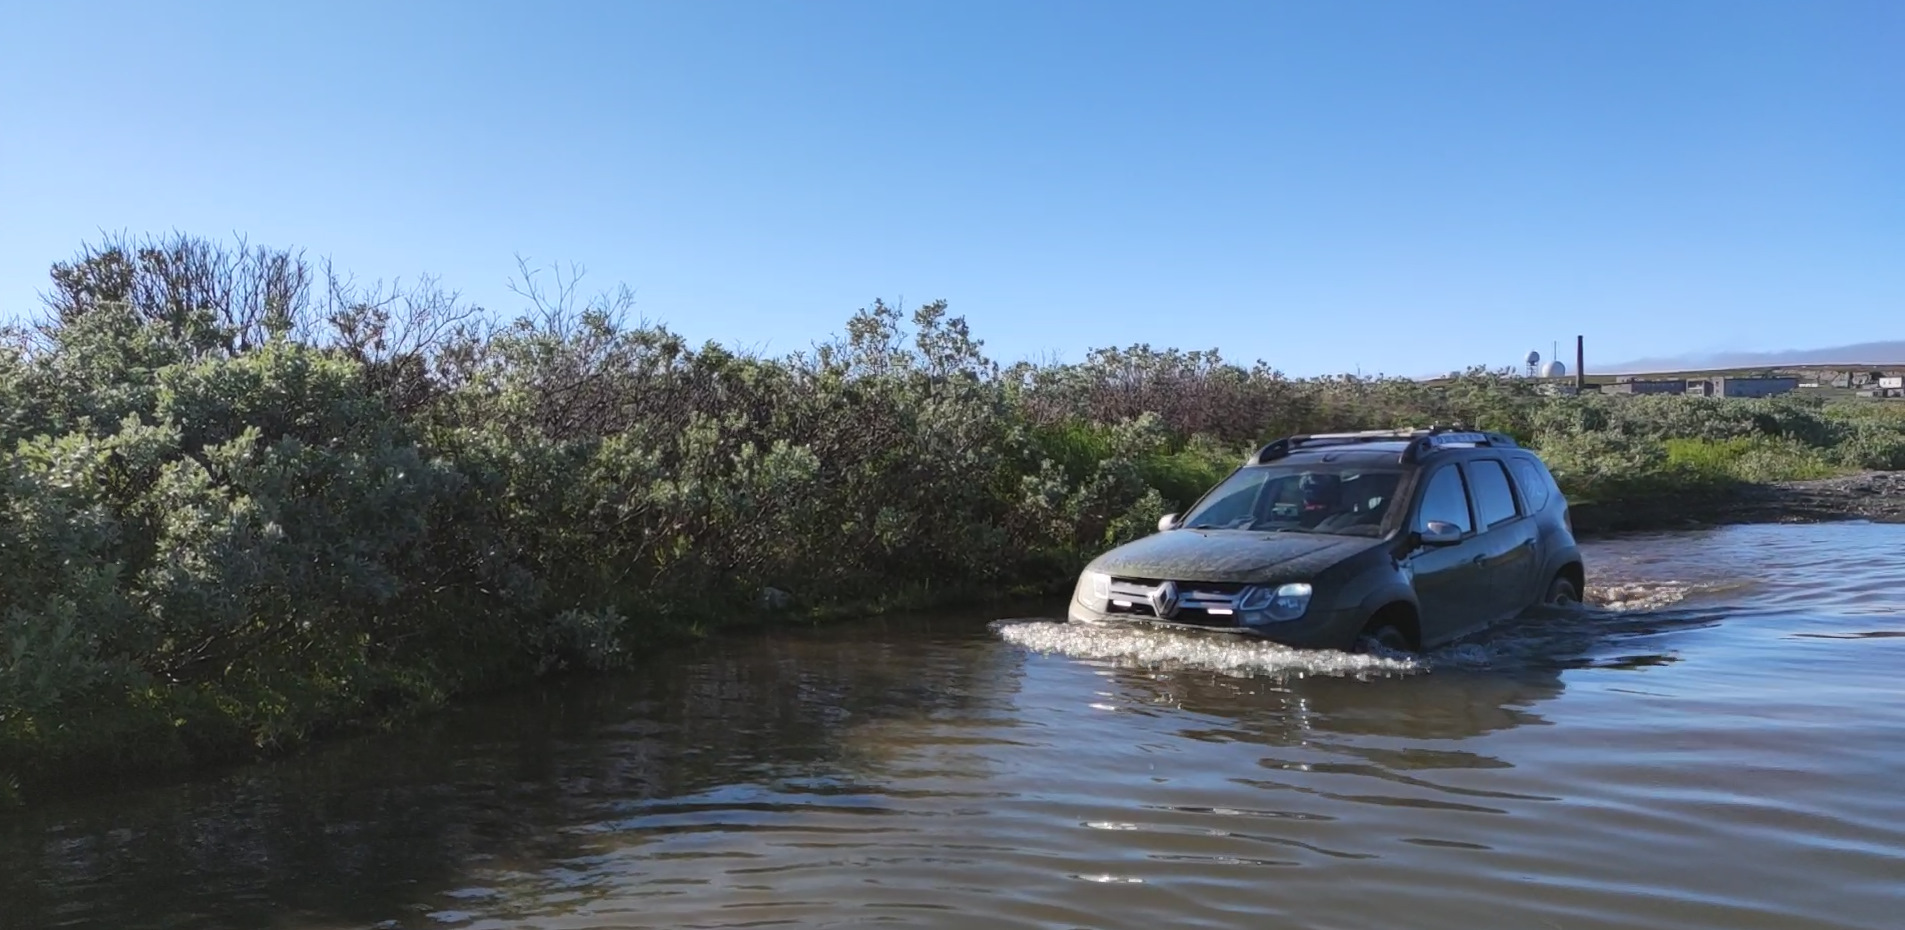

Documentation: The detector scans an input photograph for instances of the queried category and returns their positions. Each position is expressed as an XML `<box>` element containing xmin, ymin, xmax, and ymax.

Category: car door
<box><xmin>1459</xmin><ymin>457</ymin><xmax>1542</xmax><ymax>624</ymax></box>
<box><xmin>1403</xmin><ymin>462</ymin><xmax>1491</xmax><ymax>645</ymax></box>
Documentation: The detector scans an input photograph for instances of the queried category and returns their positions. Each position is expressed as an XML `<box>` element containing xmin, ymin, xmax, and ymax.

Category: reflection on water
<box><xmin>4</xmin><ymin>523</ymin><xmax>1905</xmax><ymax>930</ymax></box>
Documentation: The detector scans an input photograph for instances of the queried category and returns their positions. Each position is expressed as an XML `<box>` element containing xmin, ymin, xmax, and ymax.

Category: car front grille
<box><xmin>1105</xmin><ymin>577</ymin><xmax>1246</xmax><ymax>627</ymax></box>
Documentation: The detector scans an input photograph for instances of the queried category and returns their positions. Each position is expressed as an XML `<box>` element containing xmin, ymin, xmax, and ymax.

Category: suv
<box><xmin>1067</xmin><ymin>427</ymin><xmax>1584</xmax><ymax>653</ymax></box>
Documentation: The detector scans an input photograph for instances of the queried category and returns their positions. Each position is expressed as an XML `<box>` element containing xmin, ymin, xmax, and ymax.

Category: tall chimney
<box><xmin>1575</xmin><ymin>335</ymin><xmax>1585</xmax><ymax>391</ymax></box>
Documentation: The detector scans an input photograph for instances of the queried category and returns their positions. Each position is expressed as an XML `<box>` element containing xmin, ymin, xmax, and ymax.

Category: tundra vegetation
<box><xmin>4</xmin><ymin>233</ymin><xmax>1903</xmax><ymax>801</ymax></box>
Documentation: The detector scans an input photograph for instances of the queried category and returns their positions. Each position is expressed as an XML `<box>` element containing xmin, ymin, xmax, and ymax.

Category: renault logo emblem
<box><xmin>1149</xmin><ymin>580</ymin><xmax>1180</xmax><ymax>619</ymax></box>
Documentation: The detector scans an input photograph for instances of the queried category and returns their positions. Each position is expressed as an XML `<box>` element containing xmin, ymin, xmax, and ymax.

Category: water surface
<box><xmin>5</xmin><ymin>523</ymin><xmax>1904</xmax><ymax>929</ymax></box>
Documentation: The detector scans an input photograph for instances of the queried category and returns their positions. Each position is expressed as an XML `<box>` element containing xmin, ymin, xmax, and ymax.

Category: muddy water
<box><xmin>5</xmin><ymin>523</ymin><xmax>1905</xmax><ymax>930</ymax></box>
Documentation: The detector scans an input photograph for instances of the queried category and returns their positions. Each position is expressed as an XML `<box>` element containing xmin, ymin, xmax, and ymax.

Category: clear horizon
<box><xmin>2</xmin><ymin>0</ymin><xmax>1899</xmax><ymax>378</ymax></box>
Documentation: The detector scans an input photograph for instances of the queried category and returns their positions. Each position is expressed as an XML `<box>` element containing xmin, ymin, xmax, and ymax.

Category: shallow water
<box><xmin>5</xmin><ymin>522</ymin><xmax>1905</xmax><ymax>929</ymax></box>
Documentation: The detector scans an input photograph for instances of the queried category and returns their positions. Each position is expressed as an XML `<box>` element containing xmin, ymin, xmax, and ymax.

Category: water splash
<box><xmin>1586</xmin><ymin>581</ymin><xmax>1711</xmax><ymax>612</ymax></box>
<box><xmin>992</xmin><ymin>619</ymin><xmax>1421</xmax><ymax>679</ymax></box>
<box><xmin>1418</xmin><ymin>582</ymin><xmax>1744</xmax><ymax>671</ymax></box>
<box><xmin>995</xmin><ymin>579</ymin><xmax>1735</xmax><ymax>679</ymax></box>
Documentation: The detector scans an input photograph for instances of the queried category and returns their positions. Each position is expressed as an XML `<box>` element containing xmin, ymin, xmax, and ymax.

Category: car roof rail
<box><xmin>1249</xmin><ymin>424</ymin><xmax>1518</xmax><ymax>465</ymax></box>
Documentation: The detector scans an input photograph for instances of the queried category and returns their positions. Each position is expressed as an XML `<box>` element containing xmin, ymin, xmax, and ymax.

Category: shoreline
<box><xmin>1568</xmin><ymin>470</ymin><xmax>1905</xmax><ymax>537</ymax></box>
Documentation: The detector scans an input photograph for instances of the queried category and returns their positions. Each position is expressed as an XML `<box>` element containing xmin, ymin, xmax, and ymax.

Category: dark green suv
<box><xmin>1066</xmin><ymin>428</ymin><xmax>1584</xmax><ymax>653</ymax></box>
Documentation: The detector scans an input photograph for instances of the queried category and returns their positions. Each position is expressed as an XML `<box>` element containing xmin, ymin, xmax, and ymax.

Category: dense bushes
<box><xmin>3</xmin><ymin>232</ymin><xmax>1902</xmax><ymax>798</ymax></box>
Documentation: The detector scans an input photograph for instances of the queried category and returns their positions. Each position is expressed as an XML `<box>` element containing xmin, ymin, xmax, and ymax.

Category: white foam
<box><xmin>1587</xmin><ymin>582</ymin><xmax>1702</xmax><ymax>612</ymax></box>
<box><xmin>994</xmin><ymin>620</ymin><xmax>1421</xmax><ymax>679</ymax></box>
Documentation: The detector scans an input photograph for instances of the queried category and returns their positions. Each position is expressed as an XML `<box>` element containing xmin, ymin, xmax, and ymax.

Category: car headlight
<box><xmin>1235</xmin><ymin>582</ymin><xmax>1312</xmax><ymax>623</ymax></box>
<box><xmin>1075</xmin><ymin>570</ymin><xmax>1111</xmax><ymax>612</ymax></box>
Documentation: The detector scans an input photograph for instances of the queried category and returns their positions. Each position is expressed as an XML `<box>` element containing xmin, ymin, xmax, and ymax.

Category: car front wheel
<box><xmin>1354</xmin><ymin>621</ymin><xmax>1412</xmax><ymax>654</ymax></box>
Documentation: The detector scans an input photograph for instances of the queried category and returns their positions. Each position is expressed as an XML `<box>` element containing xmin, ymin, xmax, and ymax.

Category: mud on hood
<box><xmin>1087</xmin><ymin>529</ymin><xmax>1380</xmax><ymax>584</ymax></box>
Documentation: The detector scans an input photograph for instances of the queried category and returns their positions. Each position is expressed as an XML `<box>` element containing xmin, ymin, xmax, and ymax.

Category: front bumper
<box><xmin>1066</xmin><ymin>597</ymin><xmax>1364</xmax><ymax>652</ymax></box>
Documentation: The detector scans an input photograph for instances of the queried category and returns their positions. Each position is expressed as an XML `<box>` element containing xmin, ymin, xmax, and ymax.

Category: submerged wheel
<box><xmin>1544</xmin><ymin>574</ymin><xmax>1580</xmax><ymax>607</ymax></box>
<box><xmin>1354</xmin><ymin>621</ymin><xmax>1413</xmax><ymax>654</ymax></box>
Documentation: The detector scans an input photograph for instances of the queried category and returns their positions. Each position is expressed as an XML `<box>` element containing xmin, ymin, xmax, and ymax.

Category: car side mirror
<box><xmin>1417</xmin><ymin>520</ymin><xmax>1464</xmax><ymax>546</ymax></box>
<box><xmin>1157</xmin><ymin>513</ymin><xmax>1180</xmax><ymax>532</ymax></box>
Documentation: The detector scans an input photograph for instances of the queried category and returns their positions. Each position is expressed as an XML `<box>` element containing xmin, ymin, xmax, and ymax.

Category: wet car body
<box><xmin>1067</xmin><ymin>428</ymin><xmax>1585</xmax><ymax>652</ymax></box>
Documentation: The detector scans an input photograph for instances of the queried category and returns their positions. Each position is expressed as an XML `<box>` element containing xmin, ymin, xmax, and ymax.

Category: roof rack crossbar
<box><xmin>1249</xmin><ymin>424</ymin><xmax>1518</xmax><ymax>465</ymax></box>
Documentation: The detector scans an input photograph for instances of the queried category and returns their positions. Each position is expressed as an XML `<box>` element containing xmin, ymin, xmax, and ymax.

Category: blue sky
<box><xmin>2</xmin><ymin>0</ymin><xmax>1899</xmax><ymax>377</ymax></box>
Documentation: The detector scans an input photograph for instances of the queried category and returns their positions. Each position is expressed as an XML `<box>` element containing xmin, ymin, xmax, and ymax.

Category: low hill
<box><xmin>1599</xmin><ymin>341</ymin><xmax>1905</xmax><ymax>375</ymax></box>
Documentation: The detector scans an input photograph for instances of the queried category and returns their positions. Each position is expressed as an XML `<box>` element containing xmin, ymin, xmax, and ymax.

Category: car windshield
<box><xmin>1178</xmin><ymin>465</ymin><xmax>1404</xmax><ymax>537</ymax></box>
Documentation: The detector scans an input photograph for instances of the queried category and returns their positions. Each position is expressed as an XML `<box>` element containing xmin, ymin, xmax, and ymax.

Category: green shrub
<box><xmin>1533</xmin><ymin>428</ymin><xmax>1678</xmax><ymax>503</ymax></box>
<box><xmin>1664</xmin><ymin>436</ymin><xmax>1840</xmax><ymax>484</ymax></box>
<box><xmin>3</xmin><ymin>231</ymin><xmax>1901</xmax><ymax>798</ymax></box>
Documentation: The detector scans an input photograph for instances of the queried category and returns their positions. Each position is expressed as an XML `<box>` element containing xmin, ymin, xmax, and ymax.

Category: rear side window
<box><xmin>1510</xmin><ymin>457</ymin><xmax>1552</xmax><ymax>512</ymax></box>
<box><xmin>1465</xmin><ymin>460</ymin><xmax>1521</xmax><ymax>528</ymax></box>
<box><xmin>1415</xmin><ymin>466</ymin><xmax>1473</xmax><ymax>534</ymax></box>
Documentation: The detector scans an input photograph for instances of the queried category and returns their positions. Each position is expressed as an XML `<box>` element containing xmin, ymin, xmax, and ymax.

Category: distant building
<box><xmin>1604</xmin><ymin>377</ymin><xmax>1687</xmax><ymax>395</ymax></box>
<box><xmin>1687</xmin><ymin>376</ymin><xmax>1799</xmax><ymax>398</ymax></box>
<box><xmin>1881</xmin><ymin>376</ymin><xmax>1904</xmax><ymax>390</ymax></box>
<box><xmin>1603</xmin><ymin>374</ymin><xmax>1799</xmax><ymax>399</ymax></box>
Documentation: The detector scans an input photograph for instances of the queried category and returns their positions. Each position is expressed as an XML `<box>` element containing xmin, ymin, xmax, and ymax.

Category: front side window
<box><xmin>1414</xmin><ymin>465</ymin><xmax>1473</xmax><ymax>534</ymax></box>
<box><xmin>1179</xmin><ymin>464</ymin><xmax>1404</xmax><ymax>536</ymax></box>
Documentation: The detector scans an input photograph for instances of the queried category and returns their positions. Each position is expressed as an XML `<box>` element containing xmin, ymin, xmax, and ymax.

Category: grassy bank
<box><xmin>3</xmin><ymin>232</ymin><xmax>1903</xmax><ymax>803</ymax></box>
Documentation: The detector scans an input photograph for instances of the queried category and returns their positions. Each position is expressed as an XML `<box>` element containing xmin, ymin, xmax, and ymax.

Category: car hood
<box><xmin>1087</xmin><ymin>529</ymin><xmax>1382</xmax><ymax>585</ymax></box>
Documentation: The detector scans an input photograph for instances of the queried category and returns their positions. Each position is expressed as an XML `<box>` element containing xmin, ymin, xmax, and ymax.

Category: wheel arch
<box><xmin>1350</xmin><ymin>573</ymin><xmax>1421</xmax><ymax>651</ymax></box>
<box><xmin>1360</xmin><ymin>600</ymin><xmax>1422</xmax><ymax>651</ymax></box>
<box><xmin>1557</xmin><ymin>560</ymin><xmax>1585</xmax><ymax>599</ymax></box>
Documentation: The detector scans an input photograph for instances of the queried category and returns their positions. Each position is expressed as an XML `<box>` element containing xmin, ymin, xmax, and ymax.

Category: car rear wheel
<box><xmin>1544</xmin><ymin>574</ymin><xmax>1580</xmax><ymax>606</ymax></box>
